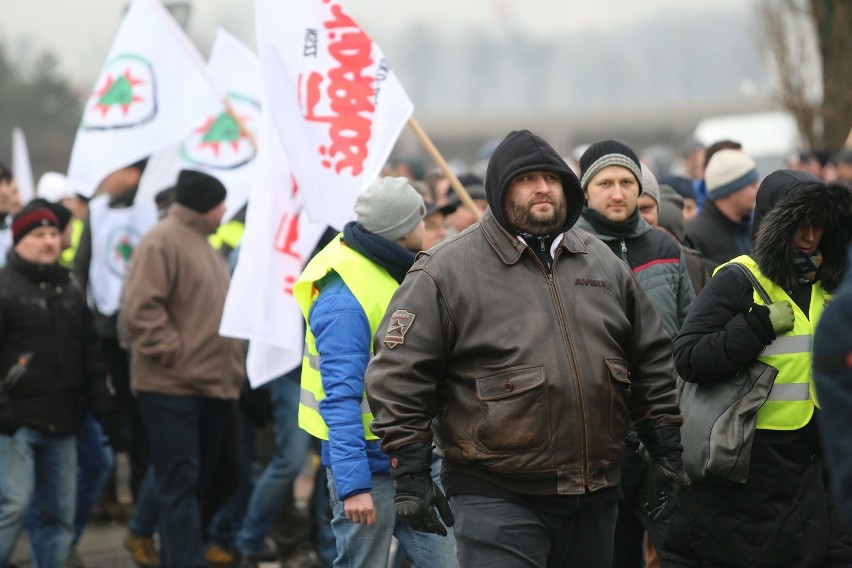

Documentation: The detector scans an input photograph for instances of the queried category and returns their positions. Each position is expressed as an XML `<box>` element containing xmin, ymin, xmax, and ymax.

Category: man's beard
<box><xmin>506</xmin><ymin>198</ymin><xmax>568</xmax><ymax>235</ymax></box>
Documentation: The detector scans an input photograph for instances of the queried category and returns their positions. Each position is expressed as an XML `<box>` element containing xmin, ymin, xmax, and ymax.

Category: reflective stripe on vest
<box><xmin>293</xmin><ymin>234</ymin><xmax>398</xmax><ymax>441</ymax></box>
<box><xmin>717</xmin><ymin>256</ymin><xmax>831</xmax><ymax>430</ymax></box>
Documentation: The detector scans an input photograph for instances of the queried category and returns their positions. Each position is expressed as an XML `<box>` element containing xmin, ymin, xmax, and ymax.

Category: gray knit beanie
<box><xmin>641</xmin><ymin>164</ymin><xmax>660</xmax><ymax>205</ymax></box>
<box><xmin>579</xmin><ymin>139</ymin><xmax>644</xmax><ymax>193</ymax></box>
<box><xmin>704</xmin><ymin>149</ymin><xmax>758</xmax><ymax>201</ymax></box>
<box><xmin>657</xmin><ymin>185</ymin><xmax>685</xmax><ymax>242</ymax></box>
<box><xmin>354</xmin><ymin>176</ymin><xmax>425</xmax><ymax>241</ymax></box>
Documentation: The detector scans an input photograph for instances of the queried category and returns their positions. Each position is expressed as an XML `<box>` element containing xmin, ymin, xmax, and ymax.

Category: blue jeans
<box><xmin>137</xmin><ymin>392</ymin><xmax>231</xmax><ymax>568</ymax></box>
<box><xmin>25</xmin><ymin>411</ymin><xmax>114</xmax><ymax>545</ymax></box>
<box><xmin>327</xmin><ymin>460</ymin><xmax>458</xmax><ymax>568</ymax></box>
<box><xmin>0</xmin><ymin>428</ymin><xmax>76</xmax><ymax>568</ymax></box>
<box><xmin>128</xmin><ymin>467</ymin><xmax>159</xmax><ymax>537</ymax></box>
<box><xmin>72</xmin><ymin>411</ymin><xmax>114</xmax><ymax>542</ymax></box>
<box><xmin>235</xmin><ymin>371</ymin><xmax>312</xmax><ymax>555</ymax></box>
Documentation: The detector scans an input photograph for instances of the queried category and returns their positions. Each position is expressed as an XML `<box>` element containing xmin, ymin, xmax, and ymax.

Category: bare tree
<box><xmin>755</xmin><ymin>0</ymin><xmax>852</xmax><ymax>152</ymax></box>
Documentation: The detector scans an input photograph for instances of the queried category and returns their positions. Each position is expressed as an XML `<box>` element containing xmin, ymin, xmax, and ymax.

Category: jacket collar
<box><xmin>170</xmin><ymin>203</ymin><xmax>216</xmax><ymax>235</ymax></box>
<box><xmin>6</xmin><ymin>250</ymin><xmax>66</xmax><ymax>285</ymax></box>
<box><xmin>479</xmin><ymin>207</ymin><xmax>588</xmax><ymax>266</ymax></box>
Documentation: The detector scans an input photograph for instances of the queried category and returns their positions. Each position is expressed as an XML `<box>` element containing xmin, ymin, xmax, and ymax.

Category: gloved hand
<box><xmin>637</xmin><ymin>424</ymin><xmax>691</xmax><ymax>522</ymax></box>
<box><xmin>744</xmin><ymin>304</ymin><xmax>776</xmax><ymax>345</ymax></box>
<box><xmin>0</xmin><ymin>386</ymin><xmax>19</xmax><ymax>436</ymax></box>
<box><xmin>642</xmin><ymin>453</ymin><xmax>691</xmax><ymax>522</ymax></box>
<box><xmin>389</xmin><ymin>443</ymin><xmax>455</xmax><ymax>536</ymax></box>
<box><xmin>767</xmin><ymin>300</ymin><xmax>795</xmax><ymax>335</ymax></box>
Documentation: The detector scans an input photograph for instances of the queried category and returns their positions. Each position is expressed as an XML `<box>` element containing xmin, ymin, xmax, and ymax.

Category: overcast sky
<box><xmin>1</xmin><ymin>0</ymin><xmax>749</xmax><ymax>90</ymax></box>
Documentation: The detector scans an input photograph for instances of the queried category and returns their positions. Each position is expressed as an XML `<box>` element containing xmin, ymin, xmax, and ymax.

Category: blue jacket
<box><xmin>309</xmin><ymin>273</ymin><xmax>389</xmax><ymax>500</ymax></box>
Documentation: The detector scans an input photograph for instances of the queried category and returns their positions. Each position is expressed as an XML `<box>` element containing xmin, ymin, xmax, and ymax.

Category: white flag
<box><xmin>255</xmin><ymin>0</ymin><xmax>414</xmax><ymax>230</ymax></box>
<box><xmin>11</xmin><ymin>128</ymin><xmax>34</xmax><ymax>204</ymax></box>
<box><xmin>67</xmin><ymin>0</ymin><xmax>224</xmax><ymax>197</ymax></box>
<box><xmin>220</xmin><ymin>116</ymin><xmax>326</xmax><ymax>388</ymax></box>
<box><xmin>136</xmin><ymin>28</ymin><xmax>262</xmax><ymax>220</ymax></box>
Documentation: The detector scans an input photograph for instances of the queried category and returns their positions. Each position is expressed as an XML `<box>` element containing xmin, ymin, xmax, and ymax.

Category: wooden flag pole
<box><xmin>223</xmin><ymin>98</ymin><xmax>258</xmax><ymax>151</ymax></box>
<box><xmin>407</xmin><ymin>116</ymin><xmax>482</xmax><ymax>221</ymax></box>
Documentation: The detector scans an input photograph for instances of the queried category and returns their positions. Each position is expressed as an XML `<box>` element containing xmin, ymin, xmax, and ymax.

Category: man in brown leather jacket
<box><xmin>365</xmin><ymin>129</ymin><xmax>688</xmax><ymax>567</ymax></box>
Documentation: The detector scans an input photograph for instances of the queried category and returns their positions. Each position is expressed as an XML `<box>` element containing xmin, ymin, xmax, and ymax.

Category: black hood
<box><xmin>484</xmin><ymin>130</ymin><xmax>584</xmax><ymax>234</ymax></box>
<box><xmin>752</xmin><ymin>170</ymin><xmax>852</xmax><ymax>293</ymax></box>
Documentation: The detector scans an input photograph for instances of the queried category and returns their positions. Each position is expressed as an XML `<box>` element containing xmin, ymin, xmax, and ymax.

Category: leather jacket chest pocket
<box><xmin>474</xmin><ymin>365</ymin><xmax>550</xmax><ymax>453</ymax></box>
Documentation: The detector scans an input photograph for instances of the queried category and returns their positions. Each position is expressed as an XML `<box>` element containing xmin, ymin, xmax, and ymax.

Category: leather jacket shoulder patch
<box><xmin>384</xmin><ymin>309</ymin><xmax>416</xmax><ymax>349</ymax></box>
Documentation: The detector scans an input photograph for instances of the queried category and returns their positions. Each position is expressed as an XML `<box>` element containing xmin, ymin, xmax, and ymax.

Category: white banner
<box><xmin>136</xmin><ymin>28</ymin><xmax>262</xmax><ymax>220</ymax></box>
<box><xmin>220</xmin><ymin>116</ymin><xmax>326</xmax><ymax>388</ymax></box>
<box><xmin>67</xmin><ymin>0</ymin><xmax>223</xmax><ymax>197</ymax></box>
<box><xmin>255</xmin><ymin>0</ymin><xmax>414</xmax><ymax>230</ymax></box>
<box><xmin>11</xmin><ymin>128</ymin><xmax>34</xmax><ymax>204</ymax></box>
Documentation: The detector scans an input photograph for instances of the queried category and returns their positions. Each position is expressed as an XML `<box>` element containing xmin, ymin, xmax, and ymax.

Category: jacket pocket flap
<box><xmin>604</xmin><ymin>357</ymin><xmax>630</xmax><ymax>385</ymax></box>
<box><xmin>476</xmin><ymin>365</ymin><xmax>544</xmax><ymax>401</ymax></box>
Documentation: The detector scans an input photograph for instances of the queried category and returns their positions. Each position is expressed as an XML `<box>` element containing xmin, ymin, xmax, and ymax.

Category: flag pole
<box><xmin>407</xmin><ymin>116</ymin><xmax>482</xmax><ymax>220</ymax></box>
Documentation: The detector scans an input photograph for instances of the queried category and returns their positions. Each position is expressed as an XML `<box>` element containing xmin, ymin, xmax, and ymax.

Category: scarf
<box><xmin>581</xmin><ymin>206</ymin><xmax>642</xmax><ymax>238</ymax></box>
<box><xmin>342</xmin><ymin>222</ymin><xmax>416</xmax><ymax>284</ymax></box>
<box><xmin>793</xmin><ymin>248</ymin><xmax>822</xmax><ymax>285</ymax></box>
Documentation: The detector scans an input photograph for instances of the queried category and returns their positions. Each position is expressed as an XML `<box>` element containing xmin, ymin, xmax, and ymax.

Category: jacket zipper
<box><xmin>531</xmin><ymin>247</ymin><xmax>589</xmax><ymax>487</ymax></box>
<box><xmin>620</xmin><ymin>239</ymin><xmax>628</xmax><ymax>263</ymax></box>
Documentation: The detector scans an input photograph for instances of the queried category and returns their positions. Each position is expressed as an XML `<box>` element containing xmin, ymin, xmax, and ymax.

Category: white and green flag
<box><xmin>136</xmin><ymin>28</ymin><xmax>262</xmax><ymax>220</ymax></box>
<box><xmin>67</xmin><ymin>0</ymin><xmax>223</xmax><ymax>197</ymax></box>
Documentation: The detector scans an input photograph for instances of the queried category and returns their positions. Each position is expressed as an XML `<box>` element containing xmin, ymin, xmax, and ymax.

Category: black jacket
<box><xmin>664</xmin><ymin>171</ymin><xmax>852</xmax><ymax>566</ymax></box>
<box><xmin>685</xmin><ymin>199</ymin><xmax>752</xmax><ymax>272</ymax></box>
<box><xmin>0</xmin><ymin>251</ymin><xmax>111</xmax><ymax>434</ymax></box>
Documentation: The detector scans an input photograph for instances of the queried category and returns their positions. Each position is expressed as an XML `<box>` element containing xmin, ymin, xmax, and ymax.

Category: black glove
<box><xmin>0</xmin><ymin>386</ymin><xmax>19</xmax><ymax>436</ymax></box>
<box><xmin>637</xmin><ymin>425</ymin><xmax>691</xmax><ymax>522</ymax></box>
<box><xmin>744</xmin><ymin>303</ymin><xmax>776</xmax><ymax>345</ymax></box>
<box><xmin>389</xmin><ymin>444</ymin><xmax>455</xmax><ymax>536</ymax></box>
<box><xmin>239</xmin><ymin>382</ymin><xmax>273</xmax><ymax>429</ymax></box>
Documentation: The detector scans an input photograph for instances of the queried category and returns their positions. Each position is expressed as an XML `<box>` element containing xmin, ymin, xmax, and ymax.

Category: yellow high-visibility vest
<box><xmin>209</xmin><ymin>219</ymin><xmax>245</xmax><ymax>253</ymax></box>
<box><xmin>717</xmin><ymin>256</ymin><xmax>831</xmax><ymax>430</ymax></box>
<box><xmin>293</xmin><ymin>234</ymin><xmax>398</xmax><ymax>440</ymax></box>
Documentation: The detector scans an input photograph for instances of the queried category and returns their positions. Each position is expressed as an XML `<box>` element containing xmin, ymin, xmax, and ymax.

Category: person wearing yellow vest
<box><xmin>294</xmin><ymin>176</ymin><xmax>457</xmax><ymax>567</ymax></box>
<box><xmin>663</xmin><ymin>170</ymin><xmax>852</xmax><ymax>566</ymax></box>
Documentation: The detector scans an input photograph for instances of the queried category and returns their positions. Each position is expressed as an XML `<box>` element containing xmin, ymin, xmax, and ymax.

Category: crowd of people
<box><xmin>0</xmin><ymin>134</ymin><xmax>850</xmax><ymax>568</ymax></box>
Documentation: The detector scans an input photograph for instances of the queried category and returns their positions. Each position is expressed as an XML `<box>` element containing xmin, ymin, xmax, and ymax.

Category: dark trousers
<box><xmin>613</xmin><ymin>451</ymin><xmax>667</xmax><ymax>567</ymax></box>
<box><xmin>450</xmin><ymin>493</ymin><xmax>618</xmax><ymax>568</ymax></box>
<box><xmin>137</xmin><ymin>391</ymin><xmax>232</xmax><ymax>568</ymax></box>
<box><xmin>101</xmin><ymin>337</ymin><xmax>148</xmax><ymax>497</ymax></box>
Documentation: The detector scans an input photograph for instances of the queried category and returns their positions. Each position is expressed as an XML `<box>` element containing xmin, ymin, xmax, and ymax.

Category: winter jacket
<box><xmin>365</xmin><ymin>130</ymin><xmax>681</xmax><ymax>498</ymax></box>
<box><xmin>309</xmin><ymin>274</ymin><xmax>393</xmax><ymax>501</ymax></box>
<box><xmin>663</xmin><ymin>171</ymin><xmax>852</xmax><ymax>567</ymax></box>
<box><xmin>685</xmin><ymin>199</ymin><xmax>752</xmax><ymax>272</ymax></box>
<box><xmin>574</xmin><ymin>213</ymin><xmax>694</xmax><ymax>338</ymax></box>
<box><xmin>122</xmin><ymin>204</ymin><xmax>245</xmax><ymax>400</ymax></box>
<box><xmin>0</xmin><ymin>251</ymin><xmax>111</xmax><ymax>434</ymax></box>
<box><xmin>814</xmin><ymin>250</ymin><xmax>852</xmax><ymax>526</ymax></box>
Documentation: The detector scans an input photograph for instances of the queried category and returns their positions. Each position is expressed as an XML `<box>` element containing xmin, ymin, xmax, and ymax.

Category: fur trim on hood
<box><xmin>484</xmin><ymin>130</ymin><xmax>584</xmax><ymax>234</ymax></box>
<box><xmin>753</xmin><ymin>171</ymin><xmax>852</xmax><ymax>293</ymax></box>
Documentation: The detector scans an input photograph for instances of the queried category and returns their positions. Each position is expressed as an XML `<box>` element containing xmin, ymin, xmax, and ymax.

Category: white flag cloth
<box><xmin>220</xmin><ymin>117</ymin><xmax>325</xmax><ymax>388</ymax></box>
<box><xmin>11</xmin><ymin>128</ymin><xmax>34</xmax><ymax>204</ymax></box>
<box><xmin>67</xmin><ymin>0</ymin><xmax>224</xmax><ymax>197</ymax></box>
<box><xmin>136</xmin><ymin>28</ymin><xmax>262</xmax><ymax>220</ymax></box>
<box><xmin>255</xmin><ymin>0</ymin><xmax>414</xmax><ymax>230</ymax></box>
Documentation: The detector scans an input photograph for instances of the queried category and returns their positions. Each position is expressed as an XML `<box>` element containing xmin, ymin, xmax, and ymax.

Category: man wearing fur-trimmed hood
<box><xmin>365</xmin><ymin>130</ymin><xmax>687</xmax><ymax>566</ymax></box>
<box><xmin>663</xmin><ymin>170</ymin><xmax>852</xmax><ymax>567</ymax></box>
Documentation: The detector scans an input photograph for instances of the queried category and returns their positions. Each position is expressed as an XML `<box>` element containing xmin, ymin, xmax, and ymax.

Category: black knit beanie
<box><xmin>174</xmin><ymin>170</ymin><xmax>227</xmax><ymax>213</ymax></box>
<box><xmin>28</xmin><ymin>198</ymin><xmax>72</xmax><ymax>231</ymax></box>
<box><xmin>579</xmin><ymin>140</ymin><xmax>643</xmax><ymax>193</ymax></box>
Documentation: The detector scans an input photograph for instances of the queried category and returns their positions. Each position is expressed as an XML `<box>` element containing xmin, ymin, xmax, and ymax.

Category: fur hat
<box><xmin>704</xmin><ymin>150</ymin><xmax>758</xmax><ymax>200</ymax></box>
<box><xmin>174</xmin><ymin>170</ymin><xmax>227</xmax><ymax>213</ymax></box>
<box><xmin>753</xmin><ymin>171</ymin><xmax>852</xmax><ymax>293</ymax></box>
<box><xmin>354</xmin><ymin>177</ymin><xmax>425</xmax><ymax>241</ymax></box>
<box><xmin>579</xmin><ymin>140</ymin><xmax>643</xmax><ymax>192</ymax></box>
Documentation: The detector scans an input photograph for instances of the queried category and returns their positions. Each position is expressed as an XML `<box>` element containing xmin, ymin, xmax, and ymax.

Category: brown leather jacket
<box><xmin>365</xmin><ymin>210</ymin><xmax>682</xmax><ymax>496</ymax></box>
